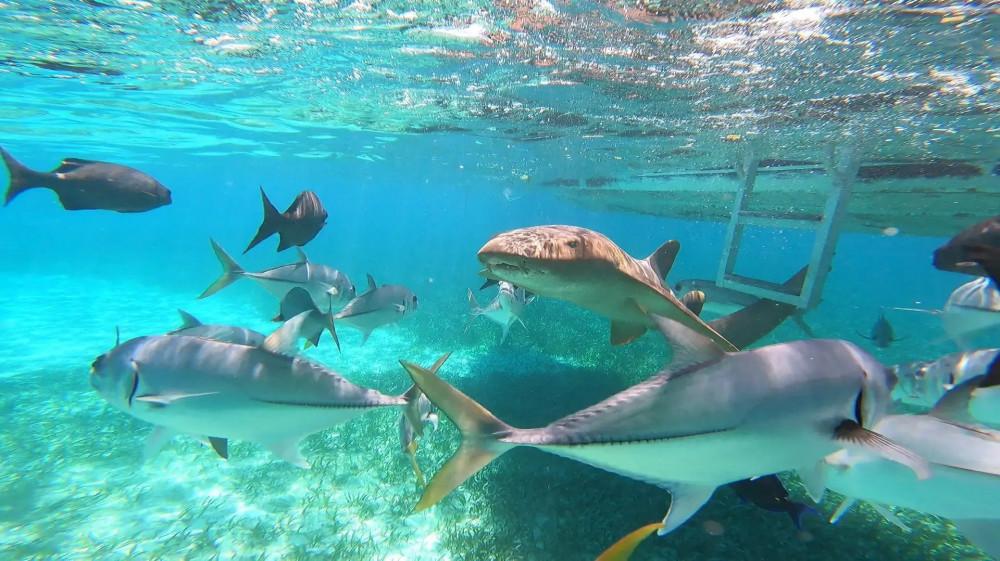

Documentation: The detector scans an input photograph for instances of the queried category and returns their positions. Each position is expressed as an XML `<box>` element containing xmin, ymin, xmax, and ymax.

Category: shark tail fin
<box><xmin>643</xmin><ymin>239</ymin><xmax>680</xmax><ymax>282</ymax></box>
<box><xmin>244</xmin><ymin>186</ymin><xmax>283</xmax><ymax>254</ymax></box>
<box><xmin>398</xmin><ymin>358</ymin><xmax>514</xmax><ymax>511</ymax></box>
<box><xmin>199</xmin><ymin>239</ymin><xmax>246</xmax><ymax>299</ymax></box>
<box><xmin>1</xmin><ymin>146</ymin><xmax>49</xmax><ymax>206</ymax></box>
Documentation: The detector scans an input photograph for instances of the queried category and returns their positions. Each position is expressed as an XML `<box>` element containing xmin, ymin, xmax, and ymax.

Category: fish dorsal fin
<box><xmin>366</xmin><ymin>273</ymin><xmax>377</xmax><ymax>292</ymax></box>
<box><xmin>929</xmin><ymin>376</ymin><xmax>982</xmax><ymax>425</ymax></box>
<box><xmin>679</xmin><ymin>290</ymin><xmax>706</xmax><ymax>317</ymax></box>
<box><xmin>177</xmin><ymin>309</ymin><xmax>202</xmax><ymax>329</ymax></box>
<box><xmin>643</xmin><ymin>239</ymin><xmax>680</xmax><ymax>282</ymax></box>
<box><xmin>51</xmin><ymin>158</ymin><xmax>96</xmax><ymax>173</ymax></box>
<box><xmin>261</xmin><ymin>311</ymin><xmax>312</xmax><ymax>355</ymax></box>
<box><xmin>296</xmin><ymin>247</ymin><xmax>309</xmax><ymax>264</ymax></box>
<box><xmin>649</xmin><ymin>314</ymin><xmax>726</xmax><ymax>370</ymax></box>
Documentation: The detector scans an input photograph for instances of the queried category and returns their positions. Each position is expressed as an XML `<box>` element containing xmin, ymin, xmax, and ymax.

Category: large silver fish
<box><xmin>334</xmin><ymin>274</ymin><xmax>418</xmax><ymax>345</ymax></box>
<box><xmin>199</xmin><ymin>238</ymin><xmax>356</xmax><ymax>312</ymax></box>
<box><xmin>823</xmin><ymin>413</ymin><xmax>1000</xmax><ymax>559</ymax></box>
<box><xmin>890</xmin><ymin>276</ymin><xmax>1000</xmax><ymax>349</ymax></box>
<box><xmin>476</xmin><ymin>225</ymin><xmax>738</xmax><ymax>349</ymax></box>
<box><xmin>892</xmin><ymin>348</ymin><xmax>1000</xmax><ymax>408</ymax></box>
<box><xmin>90</xmin><ymin>312</ymin><xmax>419</xmax><ymax>467</ymax></box>
<box><xmin>465</xmin><ymin>281</ymin><xmax>535</xmax><ymax>345</ymax></box>
<box><xmin>400</xmin><ymin>314</ymin><xmax>928</xmax><ymax>535</ymax></box>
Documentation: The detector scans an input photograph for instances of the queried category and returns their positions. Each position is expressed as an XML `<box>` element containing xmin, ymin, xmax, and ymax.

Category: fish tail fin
<box><xmin>399</xmin><ymin>358</ymin><xmax>514</xmax><ymax>511</ymax></box>
<box><xmin>1</xmin><ymin>146</ymin><xmax>48</xmax><ymax>206</ymax></box>
<box><xmin>325</xmin><ymin>307</ymin><xmax>340</xmax><ymax>352</ymax></box>
<box><xmin>244</xmin><ymin>186</ymin><xmax>283</xmax><ymax>253</ymax></box>
<box><xmin>199</xmin><ymin>238</ymin><xmax>245</xmax><ymax>298</ymax></box>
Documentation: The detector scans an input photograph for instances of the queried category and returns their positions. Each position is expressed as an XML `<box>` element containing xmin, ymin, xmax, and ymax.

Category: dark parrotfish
<box><xmin>245</xmin><ymin>187</ymin><xmax>328</xmax><ymax>253</ymax></box>
<box><xmin>858</xmin><ymin>312</ymin><xmax>903</xmax><ymax>348</ymax></box>
<box><xmin>1</xmin><ymin>146</ymin><xmax>171</xmax><ymax>213</ymax></box>
<box><xmin>933</xmin><ymin>214</ymin><xmax>1000</xmax><ymax>284</ymax></box>
<box><xmin>730</xmin><ymin>476</ymin><xmax>819</xmax><ymax>530</ymax></box>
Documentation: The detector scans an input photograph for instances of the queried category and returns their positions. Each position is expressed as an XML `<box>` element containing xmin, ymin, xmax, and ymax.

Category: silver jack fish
<box><xmin>823</xmin><ymin>413</ymin><xmax>1000</xmax><ymax>559</ymax></box>
<box><xmin>889</xmin><ymin>276</ymin><xmax>1000</xmax><ymax>349</ymax></box>
<box><xmin>477</xmin><ymin>225</ymin><xmax>738</xmax><ymax>349</ymax></box>
<box><xmin>891</xmin><ymin>348</ymin><xmax>1000</xmax><ymax>408</ymax></box>
<box><xmin>90</xmin><ymin>312</ymin><xmax>420</xmax><ymax>467</ymax></box>
<box><xmin>400</xmin><ymin>315</ymin><xmax>929</xmax><ymax>535</ymax></box>
<box><xmin>199</xmin><ymin>238</ymin><xmax>355</xmax><ymax>312</ymax></box>
<box><xmin>465</xmin><ymin>281</ymin><xmax>535</xmax><ymax>344</ymax></box>
<box><xmin>334</xmin><ymin>274</ymin><xmax>418</xmax><ymax>345</ymax></box>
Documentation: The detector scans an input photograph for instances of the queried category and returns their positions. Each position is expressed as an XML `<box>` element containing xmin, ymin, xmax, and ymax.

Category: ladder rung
<box><xmin>737</xmin><ymin>210</ymin><xmax>824</xmax><ymax>229</ymax></box>
<box><xmin>719</xmin><ymin>274</ymin><xmax>807</xmax><ymax>306</ymax></box>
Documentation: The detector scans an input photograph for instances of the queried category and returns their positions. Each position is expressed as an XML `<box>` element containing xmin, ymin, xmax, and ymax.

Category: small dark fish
<box><xmin>933</xmin><ymin>214</ymin><xmax>1000</xmax><ymax>280</ymax></box>
<box><xmin>244</xmin><ymin>187</ymin><xmax>328</xmax><ymax>253</ymax></box>
<box><xmin>1</xmin><ymin>146</ymin><xmax>171</xmax><ymax>213</ymax></box>
<box><xmin>858</xmin><ymin>311</ymin><xmax>903</xmax><ymax>348</ymax></box>
<box><xmin>730</xmin><ymin>476</ymin><xmax>819</xmax><ymax>530</ymax></box>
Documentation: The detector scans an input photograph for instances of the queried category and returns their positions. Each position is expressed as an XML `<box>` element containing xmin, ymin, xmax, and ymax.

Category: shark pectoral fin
<box><xmin>143</xmin><ymin>426</ymin><xmax>178</xmax><ymax>461</ymax></box>
<box><xmin>870</xmin><ymin>503</ymin><xmax>911</xmax><ymax>532</ymax></box>
<box><xmin>953</xmin><ymin>519</ymin><xmax>1000</xmax><ymax>560</ymax></box>
<box><xmin>264</xmin><ymin>439</ymin><xmax>310</xmax><ymax>469</ymax></box>
<box><xmin>657</xmin><ymin>484</ymin><xmax>716</xmax><ymax>536</ymax></box>
<box><xmin>797</xmin><ymin>460</ymin><xmax>827</xmax><ymax>503</ymax></box>
<box><xmin>208</xmin><ymin>437</ymin><xmax>229</xmax><ymax>460</ymax></box>
<box><xmin>829</xmin><ymin>497</ymin><xmax>857</xmax><ymax>524</ymax></box>
<box><xmin>596</xmin><ymin>522</ymin><xmax>664</xmax><ymax>561</ymax></box>
<box><xmin>833</xmin><ymin>420</ymin><xmax>932</xmax><ymax>480</ymax></box>
<box><xmin>134</xmin><ymin>391</ymin><xmax>219</xmax><ymax>406</ymax></box>
<box><xmin>610</xmin><ymin>320</ymin><xmax>646</xmax><ymax>346</ymax></box>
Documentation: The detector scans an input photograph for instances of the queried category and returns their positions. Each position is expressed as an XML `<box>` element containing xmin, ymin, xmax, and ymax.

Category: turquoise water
<box><xmin>3</xmin><ymin>1</ymin><xmax>1000</xmax><ymax>560</ymax></box>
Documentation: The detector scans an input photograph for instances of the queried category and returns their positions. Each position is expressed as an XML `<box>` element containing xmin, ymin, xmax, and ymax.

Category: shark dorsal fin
<box><xmin>650</xmin><ymin>314</ymin><xmax>726</xmax><ymax>370</ymax></box>
<box><xmin>366</xmin><ymin>273</ymin><xmax>377</xmax><ymax>292</ymax></box>
<box><xmin>644</xmin><ymin>239</ymin><xmax>680</xmax><ymax>282</ymax></box>
<box><xmin>296</xmin><ymin>247</ymin><xmax>309</xmax><ymax>264</ymax></box>
<box><xmin>261</xmin><ymin>311</ymin><xmax>312</xmax><ymax>355</ymax></box>
<box><xmin>177</xmin><ymin>309</ymin><xmax>202</xmax><ymax>329</ymax></box>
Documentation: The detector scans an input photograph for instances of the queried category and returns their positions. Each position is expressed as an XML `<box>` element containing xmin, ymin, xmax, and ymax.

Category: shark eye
<box><xmin>567</xmin><ymin>240</ymin><xmax>579</xmax><ymax>249</ymax></box>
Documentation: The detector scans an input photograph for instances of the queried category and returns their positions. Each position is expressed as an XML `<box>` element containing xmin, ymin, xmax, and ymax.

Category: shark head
<box><xmin>477</xmin><ymin>225</ymin><xmax>630</xmax><ymax>293</ymax></box>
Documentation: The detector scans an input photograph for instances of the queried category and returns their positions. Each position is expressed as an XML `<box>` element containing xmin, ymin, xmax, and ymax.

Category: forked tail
<box><xmin>244</xmin><ymin>186</ymin><xmax>283</xmax><ymax>253</ymax></box>
<box><xmin>398</xmin><ymin>359</ymin><xmax>514</xmax><ymax>510</ymax></box>
<box><xmin>1</xmin><ymin>146</ymin><xmax>49</xmax><ymax>206</ymax></box>
<box><xmin>199</xmin><ymin>238</ymin><xmax>246</xmax><ymax>299</ymax></box>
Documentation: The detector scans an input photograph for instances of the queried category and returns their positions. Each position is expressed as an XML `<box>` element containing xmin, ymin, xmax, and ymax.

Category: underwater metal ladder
<box><xmin>715</xmin><ymin>143</ymin><xmax>861</xmax><ymax>310</ymax></box>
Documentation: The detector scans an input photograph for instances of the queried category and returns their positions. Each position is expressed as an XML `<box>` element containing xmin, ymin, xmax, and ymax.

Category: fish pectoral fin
<box><xmin>833</xmin><ymin>420</ymin><xmax>932</xmax><ymax>480</ymax></box>
<box><xmin>870</xmin><ymin>503</ymin><xmax>912</xmax><ymax>533</ymax></box>
<box><xmin>208</xmin><ymin>437</ymin><xmax>229</xmax><ymax>460</ymax></box>
<box><xmin>657</xmin><ymin>483</ymin><xmax>716</xmax><ymax>536</ymax></box>
<box><xmin>797</xmin><ymin>460</ymin><xmax>828</xmax><ymax>503</ymax></box>
<box><xmin>596</xmin><ymin>522</ymin><xmax>665</xmax><ymax>561</ymax></box>
<box><xmin>143</xmin><ymin>426</ymin><xmax>178</xmax><ymax>461</ymax></box>
<box><xmin>264</xmin><ymin>439</ymin><xmax>310</xmax><ymax>469</ymax></box>
<box><xmin>829</xmin><ymin>497</ymin><xmax>857</xmax><ymax>524</ymax></box>
<box><xmin>134</xmin><ymin>391</ymin><xmax>219</xmax><ymax>406</ymax></box>
<box><xmin>610</xmin><ymin>320</ymin><xmax>647</xmax><ymax>346</ymax></box>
